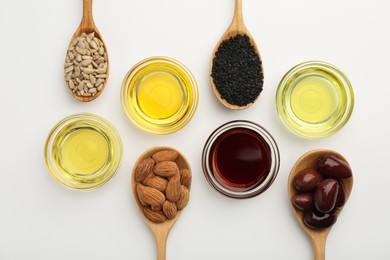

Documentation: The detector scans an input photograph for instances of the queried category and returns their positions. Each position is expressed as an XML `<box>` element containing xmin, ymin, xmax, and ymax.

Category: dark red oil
<box><xmin>209</xmin><ymin>128</ymin><xmax>272</xmax><ymax>191</ymax></box>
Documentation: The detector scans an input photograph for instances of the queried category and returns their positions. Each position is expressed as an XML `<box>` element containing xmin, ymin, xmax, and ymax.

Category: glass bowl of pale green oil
<box><xmin>44</xmin><ymin>113</ymin><xmax>123</xmax><ymax>190</ymax></box>
<box><xmin>276</xmin><ymin>61</ymin><xmax>354</xmax><ymax>139</ymax></box>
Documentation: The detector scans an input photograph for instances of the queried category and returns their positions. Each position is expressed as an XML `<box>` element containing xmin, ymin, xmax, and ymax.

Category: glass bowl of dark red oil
<box><xmin>202</xmin><ymin>121</ymin><xmax>280</xmax><ymax>199</ymax></box>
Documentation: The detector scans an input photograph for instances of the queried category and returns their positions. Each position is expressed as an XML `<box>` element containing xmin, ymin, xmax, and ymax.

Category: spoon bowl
<box><xmin>65</xmin><ymin>0</ymin><xmax>109</xmax><ymax>102</ymax></box>
<box><xmin>210</xmin><ymin>0</ymin><xmax>263</xmax><ymax>110</ymax></box>
<box><xmin>132</xmin><ymin>146</ymin><xmax>191</xmax><ymax>260</ymax></box>
<box><xmin>288</xmin><ymin>149</ymin><xmax>353</xmax><ymax>260</ymax></box>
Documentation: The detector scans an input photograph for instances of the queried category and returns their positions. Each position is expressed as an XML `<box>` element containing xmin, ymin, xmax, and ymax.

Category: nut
<box><xmin>154</xmin><ymin>161</ymin><xmax>179</xmax><ymax>177</ymax></box>
<box><xmin>163</xmin><ymin>200</ymin><xmax>177</xmax><ymax>219</ymax></box>
<box><xmin>143</xmin><ymin>207</ymin><xmax>166</xmax><ymax>223</ymax></box>
<box><xmin>180</xmin><ymin>169</ymin><xmax>192</xmax><ymax>188</ymax></box>
<box><xmin>166</xmin><ymin>175</ymin><xmax>181</xmax><ymax>202</ymax></box>
<box><xmin>134</xmin><ymin>149</ymin><xmax>191</xmax><ymax>223</ymax></box>
<box><xmin>137</xmin><ymin>183</ymin><xmax>165</xmax><ymax>207</ymax></box>
<box><xmin>135</xmin><ymin>158</ymin><xmax>155</xmax><ymax>182</ymax></box>
<box><xmin>152</xmin><ymin>150</ymin><xmax>179</xmax><ymax>163</ymax></box>
<box><xmin>176</xmin><ymin>185</ymin><xmax>190</xmax><ymax>210</ymax></box>
<box><xmin>145</xmin><ymin>176</ymin><xmax>168</xmax><ymax>193</ymax></box>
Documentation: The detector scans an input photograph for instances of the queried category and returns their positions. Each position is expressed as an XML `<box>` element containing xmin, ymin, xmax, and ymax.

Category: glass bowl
<box><xmin>121</xmin><ymin>57</ymin><xmax>199</xmax><ymax>135</ymax></box>
<box><xmin>44</xmin><ymin>113</ymin><xmax>123</xmax><ymax>191</ymax></box>
<box><xmin>276</xmin><ymin>61</ymin><xmax>354</xmax><ymax>139</ymax></box>
<box><xmin>202</xmin><ymin>120</ymin><xmax>280</xmax><ymax>199</ymax></box>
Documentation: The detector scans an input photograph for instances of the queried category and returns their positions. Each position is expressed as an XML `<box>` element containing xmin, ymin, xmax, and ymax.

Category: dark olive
<box><xmin>293</xmin><ymin>168</ymin><xmax>324</xmax><ymax>191</ymax></box>
<box><xmin>315</xmin><ymin>179</ymin><xmax>339</xmax><ymax>213</ymax></box>
<box><xmin>303</xmin><ymin>210</ymin><xmax>337</xmax><ymax>229</ymax></box>
<box><xmin>335</xmin><ymin>182</ymin><xmax>346</xmax><ymax>208</ymax></box>
<box><xmin>293</xmin><ymin>192</ymin><xmax>314</xmax><ymax>211</ymax></box>
<box><xmin>317</xmin><ymin>154</ymin><xmax>352</xmax><ymax>179</ymax></box>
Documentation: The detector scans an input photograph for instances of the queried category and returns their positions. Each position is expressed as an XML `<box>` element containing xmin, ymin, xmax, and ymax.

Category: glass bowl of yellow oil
<box><xmin>276</xmin><ymin>61</ymin><xmax>354</xmax><ymax>139</ymax></box>
<box><xmin>121</xmin><ymin>57</ymin><xmax>199</xmax><ymax>134</ymax></box>
<box><xmin>44</xmin><ymin>113</ymin><xmax>122</xmax><ymax>190</ymax></box>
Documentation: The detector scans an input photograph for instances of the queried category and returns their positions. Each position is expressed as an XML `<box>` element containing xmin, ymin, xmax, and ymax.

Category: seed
<box><xmin>64</xmin><ymin>62</ymin><xmax>73</xmax><ymax>67</ymax></box>
<box><xmin>96</xmin><ymin>57</ymin><xmax>104</xmax><ymax>64</ymax></box>
<box><xmin>82</xmin><ymin>55</ymin><xmax>92</xmax><ymax>60</ymax></box>
<box><xmin>92</xmin><ymin>61</ymin><xmax>98</xmax><ymax>68</ymax></box>
<box><xmin>90</xmin><ymin>74</ymin><xmax>96</xmax><ymax>84</ymax></box>
<box><xmin>87</xmin><ymin>32</ymin><xmax>95</xmax><ymax>40</ymax></box>
<box><xmin>76</xmin><ymin>91</ymin><xmax>81</xmax><ymax>96</ymax></box>
<box><xmin>88</xmin><ymin>88</ymin><xmax>97</xmax><ymax>94</ymax></box>
<box><xmin>97</xmin><ymin>84</ymin><xmax>104</xmax><ymax>91</ymax></box>
<box><xmin>68</xmin><ymin>52</ymin><xmax>74</xmax><ymax>61</ymax></box>
<box><xmin>74</xmin><ymin>67</ymin><xmax>80</xmax><ymax>77</ymax></box>
<box><xmin>96</xmin><ymin>74</ymin><xmax>106</xmax><ymax>78</ymax></box>
<box><xmin>95</xmin><ymin>79</ymin><xmax>103</xmax><ymax>87</ymax></box>
<box><xmin>76</xmin><ymin>47</ymin><xmax>87</xmax><ymax>55</ymax></box>
<box><xmin>69</xmin><ymin>80</ymin><xmax>75</xmax><ymax>89</ymax></box>
<box><xmin>64</xmin><ymin>65</ymin><xmax>73</xmax><ymax>74</ymax></box>
<box><xmin>80</xmin><ymin>59</ymin><xmax>92</xmax><ymax>66</ymax></box>
<box><xmin>77</xmin><ymin>41</ymin><xmax>85</xmax><ymax>49</ymax></box>
<box><xmin>96</xmin><ymin>68</ymin><xmax>106</xmax><ymax>74</ymax></box>
<box><xmin>81</xmin><ymin>67</ymin><xmax>94</xmax><ymax>74</ymax></box>
<box><xmin>81</xmin><ymin>72</ymin><xmax>89</xmax><ymax>80</ymax></box>
<box><xmin>89</xmin><ymin>40</ymin><xmax>98</xmax><ymax>50</ymax></box>
<box><xmin>65</xmin><ymin>72</ymin><xmax>72</xmax><ymax>81</ymax></box>
<box><xmin>98</xmin><ymin>47</ymin><xmax>104</xmax><ymax>55</ymax></box>
<box><xmin>86</xmin><ymin>82</ymin><xmax>93</xmax><ymax>89</ymax></box>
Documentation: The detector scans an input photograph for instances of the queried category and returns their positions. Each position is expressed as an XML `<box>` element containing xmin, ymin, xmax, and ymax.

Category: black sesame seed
<box><xmin>211</xmin><ymin>34</ymin><xmax>263</xmax><ymax>107</ymax></box>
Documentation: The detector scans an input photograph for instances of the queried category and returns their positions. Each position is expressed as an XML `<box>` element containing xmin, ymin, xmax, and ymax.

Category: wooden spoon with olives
<box><xmin>288</xmin><ymin>149</ymin><xmax>353</xmax><ymax>260</ymax></box>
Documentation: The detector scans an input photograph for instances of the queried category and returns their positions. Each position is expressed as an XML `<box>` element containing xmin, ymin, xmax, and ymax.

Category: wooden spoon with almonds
<box><xmin>132</xmin><ymin>146</ymin><xmax>191</xmax><ymax>260</ymax></box>
<box><xmin>288</xmin><ymin>149</ymin><xmax>353</xmax><ymax>260</ymax></box>
<box><xmin>65</xmin><ymin>0</ymin><xmax>109</xmax><ymax>102</ymax></box>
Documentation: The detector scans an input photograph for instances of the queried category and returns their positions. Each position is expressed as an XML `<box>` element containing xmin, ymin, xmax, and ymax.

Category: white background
<box><xmin>0</xmin><ymin>0</ymin><xmax>389</xmax><ymax>259</ymax></box>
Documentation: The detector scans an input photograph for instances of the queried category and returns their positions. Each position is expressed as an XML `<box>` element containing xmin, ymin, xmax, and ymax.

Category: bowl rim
<box><xmin>202</xmin><ymin>120</ymin><xmax>280</xmax><ymax>199</ymax></box>
<box><xmin>120</xmin><ymin>56</ymin><xmax>199</xmax><ymax>135</ymax></box>
<box><xmin>44</xmin><ymin>112</ymin><xmax>123</xmax><ymax>191</ymax></box>
<box><xmin>275</xmin><ymin>60</ymin><xmax>354</xmax><ymax>139</ymax></box>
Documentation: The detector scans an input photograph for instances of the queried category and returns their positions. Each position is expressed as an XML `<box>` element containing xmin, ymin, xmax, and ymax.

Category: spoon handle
<box><xmin>154</xmin><ymin>229</ymin><xmax>169</xmax><ymax>260</ymax></box>
<box><xmin>81</xmin><ymin>0</ymin><xmax>95</xmax><ymax>30</ymax></box>
<box><xmin>232</xmin><ymin>0</ymin><xmax>243</xmax><ymax>24</ymax></box>
<box><xmin>312</xmin><ymin>236</ymin><xmax>326</xmax><ymax>260</ymax></box>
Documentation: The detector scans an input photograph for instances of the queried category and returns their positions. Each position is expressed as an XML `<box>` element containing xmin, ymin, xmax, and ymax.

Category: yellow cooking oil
<box><xmin>52</xmin><ymin>121</ymin><xmax>113</xmax><ymax>185</ymax></box>
<box><xmin>128</xmin><ymin>62</ymin><xmax>191</xmax><ymax>126</ymax></box>
<box><xmin>286</xmin><ymin>69</ymin><xmax>346</xmax><ymax>124</ymax></box>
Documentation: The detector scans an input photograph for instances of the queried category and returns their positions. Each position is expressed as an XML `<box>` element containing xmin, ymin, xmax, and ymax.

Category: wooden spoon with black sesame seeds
<box><xmin>210</xmin><ymin>0</ymin><xmax>264</xmax><ymax>110</ymax></box>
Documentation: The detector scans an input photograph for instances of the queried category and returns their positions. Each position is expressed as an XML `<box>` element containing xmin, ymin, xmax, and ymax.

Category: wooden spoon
<box><xmin>210</xmin><ymin>0</ymin><xmax>263</xmax><ymax>110</ymax></box>
<box><xmin>132</xmin><ymin>146</ymin><xmax>191</xmax><ymax>260</ymax></box>
<box><xmin>288</xmin><ymin>149</ymin><xmax>353</xmax><ymax>260</ymax></box>
<box><xmin>65</xmin><ymin>0</ymin><xmax>109</xmax><ymax>102</ymax></box>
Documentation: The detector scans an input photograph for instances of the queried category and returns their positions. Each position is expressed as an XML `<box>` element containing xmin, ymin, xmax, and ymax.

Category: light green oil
<box><xmin>280</xmin><ymin>67</ymin><xmax>350</xmax><ymax>137</ymax></box>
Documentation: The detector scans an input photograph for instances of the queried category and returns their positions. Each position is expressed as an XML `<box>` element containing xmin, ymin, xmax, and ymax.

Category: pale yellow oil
<box><xmin>52</xmin><ymin>121</ymin><xmax>113</xmax><ymax>185</ymax></box>
<box><xmin>128</xmin><ymin>62</ymin><xmax>193</xmax><ymax>127</ymax></box>
<box><xmin>285</xmin><ymin>70</ymin><xmax>347</xmax><ymax>125</ymax></box>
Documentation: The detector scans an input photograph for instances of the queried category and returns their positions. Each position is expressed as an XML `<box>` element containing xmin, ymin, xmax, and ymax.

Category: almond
<box><xmin>176</xmin><ymin>185</ymin><xmax>190</xmax><ymax>210</ymax></box>
<box><xmin>137</xmin><ymin>183</ymin><xmax>165</xmax><ymax>207</ymax></box>
<box><xmin>143</xmin><ymin>207</ymin><xmax>166</xmax><ymax>223</ymax></box>
<box><xmin>151</xmin><ymin>205</ymin><xmax>162</xmax><ymax>212</ymax></box>
<box><xmin>145</xmin><ymin>176</ymin><xmax>168</xmax><ymax>193</ymax></box>
<box><xmin>141</xmin><ymin>171</ymin><xmax>155</xmax><ymax>185</ymax></box>
<box><xmin>180</xmin><ymin>169</ymin><xmax>192</xmax><ymax>188</ymax></box>
<box><xmin>152</xmin><ymin>150</ymin><xmax>179</xmax><ymax>163</ymax></box>
<box><xmin>163</xmin><ymin>200</ymin><xmax>177</xmax><ymax>219</ymax></box>
<box><xmin>135</xmin><ymin>158</ymin><xmax>155</xmax><ymax>182</ymax></box>
<box><xmin>154</xmin><ymin>161</ymin><xmax>179</xmax><ymax>177</ymax></box>
<box><xmin>166</xmin><ymin>175</ymin><xmax>181</xmax><ymax>202</ymax></box>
